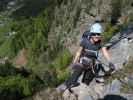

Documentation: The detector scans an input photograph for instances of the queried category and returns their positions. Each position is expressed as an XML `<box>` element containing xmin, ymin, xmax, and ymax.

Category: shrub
<box><xmin>102</xmin><ymin>23</ymin><xmax>119</xmax><ymax>42</ymax></box>
<box><xmin>0</xmin><ymin>61</ymin><xmax>44</xmax><ymax>99</ymax></box>
<box><xmin>51</xmin><ymin>49</ymin><xmax>72</xmax><ymax>84</ymax></box>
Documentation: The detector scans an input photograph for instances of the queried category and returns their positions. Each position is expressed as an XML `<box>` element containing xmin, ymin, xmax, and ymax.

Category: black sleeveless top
<box><xmin>80</xmin><ymin>38</ymin><xmax>101</xmax><ymax>59</ymax></box>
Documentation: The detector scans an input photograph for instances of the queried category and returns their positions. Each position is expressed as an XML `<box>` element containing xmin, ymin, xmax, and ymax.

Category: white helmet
<box><xmin>90</xmin><ymin>23</ymin><xmax>103</xmax><ymax>34</ymax></box>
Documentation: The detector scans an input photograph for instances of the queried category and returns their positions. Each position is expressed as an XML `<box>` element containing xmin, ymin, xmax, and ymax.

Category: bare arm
<box><xmin>100</xmin><ymin>47</ymin><xmax>111</xmax><ymax>62</ymax></box>
<box><xmin>101</xmin><ymin>47</ymin><xmax>116</xmax><ymax>71</ymax></box>
<box><xmin>73</xmin><ymin>47</ymin><xmax>83</xmax><ymax>63</ymax></box>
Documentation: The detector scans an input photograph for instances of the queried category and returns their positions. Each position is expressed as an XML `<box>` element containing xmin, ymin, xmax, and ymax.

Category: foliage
<box><xmin>51</xmin><ymin>49</ymin><xmax>72</xmax><ymax>84</ymax></box>
<box><xmin>0</xmin><ymin>16</ymin><xmax>12</xmax><ymax>45</ymax></box>
<box><xmin>0</xmin><ymin>19</ymin><xmax>14</xmax><ymax>57</ymax></box>
<box><xmin>0</xmin><ymin>61</ymin><xmax>44</xmax><ymax>99</ymax></box>
<box><xmin>52</xmin><ymin>49</ymin><xmax>72</xmax><ymax>69</ymax></box>
<box><xmin>28</xmin><ymin>48</ymin><xmax>72</xmax><ymax>86</ymax></box>
<box><xmin>0</xmin><ymin>39</ymin><xmax>15</xmax><ymax>57</ymax></box>
<box><xmin>102</xmin><ymin>23</ymin><xmax>120</xmax><ymax>42</ymax></box>
<box><xmin>29</xmin><ymin>12</ymin><xmax>49</xmax><ymax>57</ymax></box>
<box><xmin>0</xmin><ymin>75</ymin><xmax>31</xmax><ymax>96</ymax></box>
<box><xmin>0</xmin><ymin>10</ymin><xmax>49</xmax><ymax>58</ymax></box>
<box><xmin>11</xmin><ymin>19</ymin><xmax>34</xmax><ymax>54</ymax></box>
<box><xmin>0</xmin><ymin>18</ymin><xmax>33</xmax><ymax>57</ymax></box>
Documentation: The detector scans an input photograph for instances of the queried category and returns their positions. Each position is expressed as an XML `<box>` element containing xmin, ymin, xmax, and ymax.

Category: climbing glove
<box><xmin>108</xmin><ymin>62</ymin><xmax>115</xmax><ymax>73</ymax></box>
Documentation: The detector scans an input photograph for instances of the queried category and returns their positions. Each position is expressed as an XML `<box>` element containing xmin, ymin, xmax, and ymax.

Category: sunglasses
<box><xmin>91</xmin><ymin>33</ymin><xmax>101</xmax><ymax>36</ymax></box>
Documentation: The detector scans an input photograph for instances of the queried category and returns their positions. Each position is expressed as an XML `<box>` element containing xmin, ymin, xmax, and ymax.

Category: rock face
<box><xmin>63</xmin><ymin>80</ymin><xmax>104</xmax><ymax>100</ymax></box>
<box><xmin>127</xmin><ymin>75</ymin><xmax>133</xmax><ymax>88</ymax></box>
<box><xmin>102</xmin><ymin>25</ymin><xmax>133</xmax><ymax>70</ymax></box>
<box><xmin>23</xmin><ymin>88</ymin><xmax>63</xmax><ymax>100</ymax></box>
<box><xmin>28</xmin><ymin>78</ymin><xmax>133</xmax><ymax>100</ymax></box>
<box><xmin>61</xmin><ymin>26</ymin><xmax>133</xmax><ymax>100</ymax></box>
<box><xmin>62</xmin><ymin>79</ymin><xmax>133</xmax><ymax>100</ymax></box>
<box><xmin>104</xmin><ymin>79</ymin><xmax>121</xmax><ymax>94</ymax></box>
<box><xmin>110</xmin><ymin>38</ymin><xmax>133</xmax><ymax>69</ymax></box>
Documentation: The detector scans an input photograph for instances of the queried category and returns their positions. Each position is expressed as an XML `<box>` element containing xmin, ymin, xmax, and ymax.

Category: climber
<box><xmin>56</xmin><ymin>21</ymin><xmax>115</xmax><ymax>93</ymax></box>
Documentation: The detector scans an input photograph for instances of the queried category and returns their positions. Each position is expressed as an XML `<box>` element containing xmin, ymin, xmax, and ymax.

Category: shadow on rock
<box><xmin>98</xmin><ymin>94</ymin><xmax>127</xmax><ymax>100</ymax></box>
